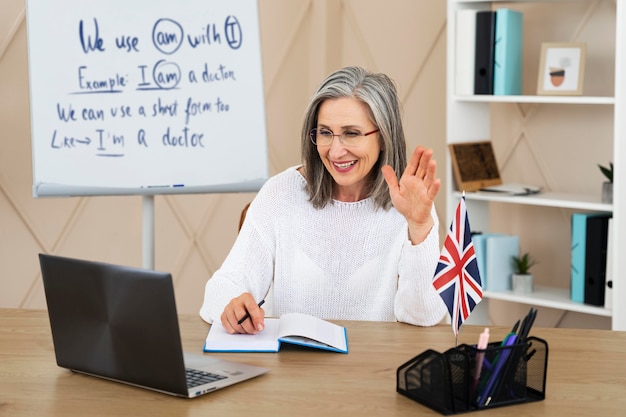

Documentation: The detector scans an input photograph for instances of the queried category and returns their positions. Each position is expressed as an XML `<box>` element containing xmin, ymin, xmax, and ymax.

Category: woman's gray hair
<box><xmin>301</xmin><ymin>66</ymin><xmax>407</xmax><ymax>210</ymax></box>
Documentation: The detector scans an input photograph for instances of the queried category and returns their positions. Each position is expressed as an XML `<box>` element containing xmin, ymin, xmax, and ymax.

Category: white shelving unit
<box><xmin>446</xmin><ymin>0</ymin><xmax>626</xmax><ymax>330</ymax></box>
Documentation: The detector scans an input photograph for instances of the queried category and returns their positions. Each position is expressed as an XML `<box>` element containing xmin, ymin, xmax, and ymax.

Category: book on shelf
<box><xmin>203</xmin><ymin>312</ymin><xmax>349</xmax><ymax>354</ymax></box>
<box><xmin>455</xmin><ymin>9</ymin><xmax>477</xmax><ymax>95</ymax></box>
<box><xmin>485</xmin><ymin>234</ymin><xmax>519</xmax><ymax>292</ymax></box>
<box><xmin>570</xmin><ymin>212</ymin><xmax>612</xmax><ymax>305</ymax></box>
<box><xmin>604</xmin><ymin>218</ymin><xmax>613</xmax><ymax>309</ymax></box>
<box><xmin>473</xmin><ymin>233</ymin><xmax>519</xmax><ymax>292</ymax></box>
<box><xmin>570</xmin><ymin>213</ymin><xmax>587</xmax><ymax>303</ymax></box>
<box><xmin>474</xmin><ymin>10</ymin><xmax>496</xmax><ymax>94</ymax></box>
<box><xmin>493</xmin><ymin>8</ymin><xmax>523</xmax><ymax>95</ymax></box>
<box><xmin>479</xmin><ymin>183</ymin><xmax>541</xmax><ymax>196</ymax></box>
<box><xmin>470</xmin><ymin>8</ymin><xmax>523</xmax><ymax>96</ymax></box>
<box><xmin>584</xmin><ymin>214</ymin><xmax>611</xmax><ymax>306</ymax></box>
<box><xmin>472</xmin><ymin>232</ymin><xmax>503</xmax><ymax>290</ymax></box>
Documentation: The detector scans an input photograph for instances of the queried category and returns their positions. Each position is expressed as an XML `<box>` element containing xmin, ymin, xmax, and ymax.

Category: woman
<box><xmin>200</xmin><ymin>66</ymin><xmax>446</xmax><ymax>334</ymax></box>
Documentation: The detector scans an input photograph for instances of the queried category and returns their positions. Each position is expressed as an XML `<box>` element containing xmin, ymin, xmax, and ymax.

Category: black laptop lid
<box><xmin>39</xmin><ymin>254</ymin><xmax>188</xmax><ymax>395</ymax></box>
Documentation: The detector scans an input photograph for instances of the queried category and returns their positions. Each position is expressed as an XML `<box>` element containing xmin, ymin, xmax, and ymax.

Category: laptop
<box><xmin>38</xmin><ymin>253</ymin><xmax>269</xmax><ymax>398</ymax></box>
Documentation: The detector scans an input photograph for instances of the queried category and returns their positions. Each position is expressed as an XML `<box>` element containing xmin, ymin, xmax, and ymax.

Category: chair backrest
<box><xmin>239</xmin><ymin>202</ymin><xmax>251</xmax><ymax>232</ymax></box>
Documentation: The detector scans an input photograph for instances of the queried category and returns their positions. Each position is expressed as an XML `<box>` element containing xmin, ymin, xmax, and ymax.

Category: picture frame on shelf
<box><xmin>537</xmin><ymin>42</ymin><xmax>586</xmax><ymax>95</ymax></box>
<box><xmin>448</xmin><ymin>141</ymin><xmax>502</xmax><ymax>192</ymax></box>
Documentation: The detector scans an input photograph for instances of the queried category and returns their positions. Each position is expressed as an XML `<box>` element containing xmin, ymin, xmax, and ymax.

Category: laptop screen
<box><xmin>39</xmin><ymin>254</ymin><xmax>189</xmax><ymax>395</ymax></box>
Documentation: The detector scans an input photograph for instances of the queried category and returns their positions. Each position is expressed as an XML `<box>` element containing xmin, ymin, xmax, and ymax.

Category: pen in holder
<box><xmin>396</xmin><ymin>336</ymin><xmax>548</xmax><ymax>415</ymax></box>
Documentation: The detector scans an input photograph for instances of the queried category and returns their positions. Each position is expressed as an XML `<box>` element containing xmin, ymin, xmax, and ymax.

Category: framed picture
<box><xmin>537</xmin><ymin>42</ymin><xmax>586</xmax><ymax>95</ymax></box>
<box><xmin>448</xmin><ymin>141</ymin><xmax>502</xmax><ymax>192</ymax></box>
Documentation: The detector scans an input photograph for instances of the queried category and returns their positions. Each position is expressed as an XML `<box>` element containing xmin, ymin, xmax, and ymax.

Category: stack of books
<box><xmin>571</xmin><ymin>212</ymin><xmax>612</xmax><ymax>307</ymax></box>
<box><xmin>455</xmin><ymin>8</ymin><xmax>523</xmax><ymax>96</ymax></box>
<box><xmin>472</xmin><ymin>233</ymin><xmax>519</xmax><ymax>292</ymax></box>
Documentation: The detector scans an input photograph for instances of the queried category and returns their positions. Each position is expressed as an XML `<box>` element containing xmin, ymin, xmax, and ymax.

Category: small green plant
<box><xmin>511</xmin><ymin>252</ymin><xmax>537</xmax><ymax>275</ymax></box>
<box><xmin>598</xmin><ymin>162</ymin><xmax>613</xmax><ymax>183</ymax></box>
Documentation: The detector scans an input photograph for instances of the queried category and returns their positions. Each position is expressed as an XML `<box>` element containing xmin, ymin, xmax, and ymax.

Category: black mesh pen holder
<box><xmin>397</xmin><ymin>336</ymin><xmax>548</xmax><ymax>415</ymax></box>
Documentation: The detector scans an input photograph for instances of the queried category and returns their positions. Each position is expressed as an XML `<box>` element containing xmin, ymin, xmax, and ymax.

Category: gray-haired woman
<box><xmin>200</xmin><ymin>66</ymin><xmax>446</xmax><ymax>334</ymax></box>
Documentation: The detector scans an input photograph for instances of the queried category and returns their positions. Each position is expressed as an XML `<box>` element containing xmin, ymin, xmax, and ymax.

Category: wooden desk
<box><xmin>1</xmin><ymin>308</ymin><xmax>625</xmax><ymax>416</ymax></box>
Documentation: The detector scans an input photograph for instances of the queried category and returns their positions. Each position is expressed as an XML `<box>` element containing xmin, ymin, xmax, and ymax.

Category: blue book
<box><xmin>571</xmin><ymin>213</ymin><xmax>588</xmax><ymax>303</ymax></box>
<box><xmin>472</xmin><ymin>233</ymin><xmax>504</xmax><ymax>290</ymax></box>
<box><xmin>493</xmin><ymin>9</ymin><xmax>523</xmax><ymax>95</ymax></box>
<box><xmin>485</xmin><ymin>235</ymin><xmax>519</xmax><ymax>292</ymax></box>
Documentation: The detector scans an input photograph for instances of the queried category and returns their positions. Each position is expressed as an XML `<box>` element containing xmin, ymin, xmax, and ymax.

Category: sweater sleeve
<box><xmin>199</xmin><ymin>199</ymin><xmax>276</xmax><ymax>324</ymax></box>
<box><xmin>394</xmin><ymin>207</ymin><xmax>447</xmax><ymax>326</ymax></box>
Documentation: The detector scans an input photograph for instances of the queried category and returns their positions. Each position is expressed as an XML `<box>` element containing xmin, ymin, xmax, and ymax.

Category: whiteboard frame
<box><xmin>26</xmin><ymin>0</ymin><xmax>269</xmax><ymax>198</ymax></box>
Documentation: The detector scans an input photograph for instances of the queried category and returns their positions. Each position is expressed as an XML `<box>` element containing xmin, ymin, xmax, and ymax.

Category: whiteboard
<box><xmin>26</xmin><ymin>0</ymin><xmax>268</xmax><ymax>197</ymax></box>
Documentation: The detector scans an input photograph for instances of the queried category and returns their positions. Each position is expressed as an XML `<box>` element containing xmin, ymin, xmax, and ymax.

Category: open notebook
<box><xmin>204</xmin><ymin>312</ymin><xmax>348</xmax><ymax>353</ymax></box>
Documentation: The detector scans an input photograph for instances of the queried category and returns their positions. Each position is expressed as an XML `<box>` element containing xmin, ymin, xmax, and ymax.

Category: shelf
<box><xmin>453</xmin><ymin>0</ymin><xmax>603</xmax><ymax>6</ymax></box>
<box><xmin>454</xmin><ymin>191</ymin><xmax>613</xmax><ymax>211</ymax></box>
<box><xmin>453</xmin><ymin>95</ymin><xmax>614</xmax><ymax>105</ymax></box>
<box><xmin>447</xmin><ymin>0</ymin><xmax>624</xmax><ymax>329</ymax></box>
<box><xmin>484</xmin><ymin>286</ymin><xmax>612</xmax><ymax>317</ymax></box>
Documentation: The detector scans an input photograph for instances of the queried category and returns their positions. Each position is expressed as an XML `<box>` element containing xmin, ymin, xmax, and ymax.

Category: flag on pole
<box><xmin>433</xmin><ymin>196</ymin><xmax>483</xmax><ymax>336</ymax></box>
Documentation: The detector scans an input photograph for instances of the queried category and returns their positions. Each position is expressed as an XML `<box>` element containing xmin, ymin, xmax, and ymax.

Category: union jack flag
<box><xmin>433</xmin><ymin>196</ymin><xmax>483</xmax><ymax>336</ymax></box>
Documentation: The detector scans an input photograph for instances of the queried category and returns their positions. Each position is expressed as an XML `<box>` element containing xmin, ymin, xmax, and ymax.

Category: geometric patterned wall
<box><xmin>4</xmin><ymin>1</ymin><xmax>613</xmax><ymax>328</ymax></box>
<box><xmin>0</xmin><ymin>0</ymin><xmax>447</xmax><ymax>315</ymax></box>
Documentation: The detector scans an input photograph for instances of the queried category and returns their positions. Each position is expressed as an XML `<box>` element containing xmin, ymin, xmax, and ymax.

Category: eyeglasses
<box><xmin>309</xmin><ymin>128</ymin><xmax>380</xmax><ymax>147</ymax></box>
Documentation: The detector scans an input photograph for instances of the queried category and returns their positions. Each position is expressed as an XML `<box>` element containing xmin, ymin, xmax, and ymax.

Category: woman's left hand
<box><xmin>382</xmin><ymin>146</ymin><xmax>440</xmax><ymax>245</ymax></box>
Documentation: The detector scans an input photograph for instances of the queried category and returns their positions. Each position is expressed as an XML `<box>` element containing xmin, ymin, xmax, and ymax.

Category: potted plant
<box><xmin>598</xmin><ymin>162</ymin><xmax>613</xmax><ymax>204</ymax></box>
<box><xmin>511</xmin><ymin>252</ymin><xmax>537</xmax><ymax>294</ymax></box>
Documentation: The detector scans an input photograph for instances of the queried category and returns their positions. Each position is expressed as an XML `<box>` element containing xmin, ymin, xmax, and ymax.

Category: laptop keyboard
<box><xmin>185</xmin><ymin>368</ymin><xmax>228</xmax><ymax>388</ymax></box>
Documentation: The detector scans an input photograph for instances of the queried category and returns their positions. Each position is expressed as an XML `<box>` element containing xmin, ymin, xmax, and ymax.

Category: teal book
<box><xmin>571</xmin><ymin>213</ymin><xmax>588</xmax><ymax>303</ymax></box>
<box><xmin>485</xmin><ymin>234</ymin><xmax>519</xmax><ymax>292</ymax></box>
<box><xmin>472</xmin><ymin>233</ymin><xmax>504</xmax><ymax>290</ymax></box>
<box><xmin>493</xmin><ymin>9</ymin><xmax>523</xmax><ymax>95</ymax></box>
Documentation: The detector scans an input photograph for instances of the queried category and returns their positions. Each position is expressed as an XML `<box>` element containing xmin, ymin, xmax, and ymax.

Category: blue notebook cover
<box><xmin>493</xmin><ymin>9</ymin><xmax>523</xmax><ymax>95</ymax></box>
<box><xmin>485</xmin><ymin>235</ymin><xmax>519</xmax><ymax>292</ymax></box>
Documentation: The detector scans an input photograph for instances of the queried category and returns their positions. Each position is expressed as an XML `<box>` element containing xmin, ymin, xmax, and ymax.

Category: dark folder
<box><xmin>584</xmin><ymin>214</ymin><xmax>611</xmax><ymax>306</ymax></box>
<box><xmin>474</xmin><ymin>11</ymin><xmax>496</xmax><ymax>94</ymax></box>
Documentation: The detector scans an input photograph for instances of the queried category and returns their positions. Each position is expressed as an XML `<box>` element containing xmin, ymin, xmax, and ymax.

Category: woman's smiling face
<box><xmin>315</xmin><ymin>97</ymin><xmax>381</xmax><ymax>202</ymax></box>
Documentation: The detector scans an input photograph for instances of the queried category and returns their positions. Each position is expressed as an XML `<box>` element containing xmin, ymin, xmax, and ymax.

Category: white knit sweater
<box><xmin>199</xmin><ymin>166</ymin><xmax>447</xmax><ymax>326</ymax></box>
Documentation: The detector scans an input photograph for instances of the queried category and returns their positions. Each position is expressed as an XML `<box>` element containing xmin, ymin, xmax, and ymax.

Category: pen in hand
<box><xmin>237</xmin><ymin>299</ymin><xmax>265</xmax><ymax>325</ymax></box>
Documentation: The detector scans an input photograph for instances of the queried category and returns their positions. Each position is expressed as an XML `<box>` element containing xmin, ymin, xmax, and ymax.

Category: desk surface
<box><xmin>1</xmin><ymin>308</ymin><xmax>625</xmax><ymax>416</ymax></box>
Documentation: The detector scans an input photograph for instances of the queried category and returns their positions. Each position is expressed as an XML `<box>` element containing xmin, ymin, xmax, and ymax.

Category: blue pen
<box><xmin>476</xmin><ymin>333</ymin><xmax>518</xmax><ymax>407</ymax></box>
